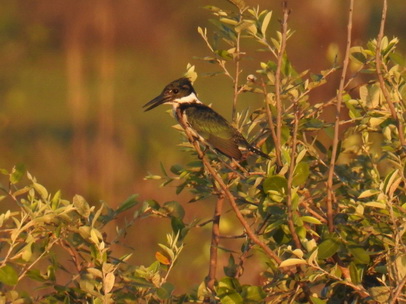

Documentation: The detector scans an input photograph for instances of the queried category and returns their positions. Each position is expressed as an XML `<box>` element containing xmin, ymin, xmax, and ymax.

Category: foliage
<box><xmin>0</xmin><ymin>165</ymin><xmax>187</xmax><ymax>303</ymax></box>
<box><xmin>147</xmin><ymin>0</ymin><xmax>406</xmax><ymax>303</ymax></box>
<box><xmin>1</xmin><ymin>0</ymin><xmax>406</xmax><ymax>303</ymax></box>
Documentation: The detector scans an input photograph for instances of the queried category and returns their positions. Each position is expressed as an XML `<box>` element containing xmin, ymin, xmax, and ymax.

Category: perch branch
<box><xmin>326</xmin><ymin>0</ymin><xmax>353</xmax><ymax>233</ymax></box>
<box><xmin>176</xmin><ymin>108</ymin><xmax>282</xmax><ymax>265</ymax></box>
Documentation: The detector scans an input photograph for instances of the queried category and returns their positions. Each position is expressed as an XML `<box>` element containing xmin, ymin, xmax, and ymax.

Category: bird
<box><xmin>143</xmin><ymin>77</ymin><xmax>270</xmax><ymax>161</ymax></box>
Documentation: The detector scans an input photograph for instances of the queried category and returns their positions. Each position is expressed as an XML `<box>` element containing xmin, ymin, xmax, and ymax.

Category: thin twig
<box><xmin>207</xmin><ymin>195</ymin><xmax>224</xmax><ymax>291</ymax></box>
<box><xmin>390</xmin><ymin>274</ymin><xmax>406</xmax><ymax>304</ymax></box>
<box><xmin>274</xmin><ymin>2</ymin><xmax>290</xmax><ymax>170</ymax></box>
<box><xmin>286</xmin><ymin>106</ymin><xmax>302</xmax><ymax>249</ymax></box>
<box><xmin>17</xmin><ymin>238</ymin><xmax>59</xmax><ymax>282</ymax></box>
<box><xmin>375</xmin><ymin>0</ymin><xmax>405</xmax><ymax>147</ymax></box>
<box><xmin>326</xmin><ymin>0</ymin><xmax>354</xmax><ymax>233</ymax></box>
<box><xmin>261</xmin><ymin>79</ymin><xmax>282</xmax><ymax>167</ymax></box>
<box><xmin>232</xmin><ymin>21</ymin><xmax>242</xmax><ymax>122</ymax></box>
<box><xmin>310</xmin><ymin>262</ymin><xmax>371</xmax><ymax>299</ymax></box>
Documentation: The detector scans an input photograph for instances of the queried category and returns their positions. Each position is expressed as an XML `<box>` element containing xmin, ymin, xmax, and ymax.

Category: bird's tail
<box><xmin>248</xmin><ymin>145</ymin><xmax>271</xmax><ymax>160</ymax></box>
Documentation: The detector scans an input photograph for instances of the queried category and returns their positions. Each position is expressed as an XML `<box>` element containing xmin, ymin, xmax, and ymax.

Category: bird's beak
<box><xmin>143</xmin><ymin>93</ymin><xmax>170</xmax><ymax>112</ymax></box>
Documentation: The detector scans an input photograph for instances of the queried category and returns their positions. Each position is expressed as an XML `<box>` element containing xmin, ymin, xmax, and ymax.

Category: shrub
<box><xmin>0</xmin><ymin>0</ymin><xmax>405</xmax><ymax>303</ymax></box>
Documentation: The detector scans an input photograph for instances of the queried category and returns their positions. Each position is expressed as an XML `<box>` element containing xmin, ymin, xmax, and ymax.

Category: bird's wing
<box><xmin>205</xmin><ymin>134</ymin><xmax>242</xmax><ymax>159</ymax></box>
<box><xmin>184</xmin><ymin>105</ymin><xmax>242</xmax><ymax>159</ymax></box>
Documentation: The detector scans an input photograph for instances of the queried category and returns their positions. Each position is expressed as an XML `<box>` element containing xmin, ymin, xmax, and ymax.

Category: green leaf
<box><xmin>383</xmin><ymin>169</ymin><xmax>399</xmax><ymax>194</ymax></box>
<box><xmin>349</xmin><ymin>262</ymin><xmax>363</xmax><ymax>285</ymax></box>
<box><xmin>163</xmin><ymin>201</ymin><xmax>185</xmax><ymax>219</ymax></box>
<box><xmin>215</xmin><ymin>49</ymin><xmax>233</xmax><ymax>60</ymax></box>
<box><xmin>300</xmin><ymin>216</ymin><xmax>322</xmax><ymax>225</ymax></box>
<box><xmin>0</xmin><ymin>264</ymin><xmax>18</xmax><ymax>286</ymax></box>
<box><xmin>317</xmin><ymin>238</ymin><xmax>340</xmax><ymax>260</ymax></box>
<box><xmin>220</xmin><ymin>18</ymin><xmax>238</xmax><ymax>26</ymax></box>
<box><xmin>157</xmin><ymin>282</ymin><xmax>175</xmax><ymax>299</ymax></box>
<box><xmin>218</xmin><ymin>277</ymin><xmax>241</xmax><ymax>292</ymax></box>
<box><xmin>350</xmin><ymin>49</ymin><xmax>367</xmax><ymax>64</ymax></box>
<box><xmin>170</xmin><ymin>216</ymin><xmax>185</xmax><ymax>235</ymax></box>
<box><xmin>170</xmin><ymin>164</ymin><xmax>183</xmax><ymax>175</ymax></box>
<box><xmin>369</xmin><ymin>286</ymin><xmax>390</xmax><ymax>303</ymax></box>
<box><xmin>292</xmin><ymin>162</ymin><xmax>310</xmax><ymax>186</ymax></box>
<box><xmin>217</xmin><ymin>290</ymin><xmax>243</xmax><ymax>304</ymax></box>
<box><xmin>344</xmin><ymin>100</ymin><xmax>362</xmax><ymax>119</ymax></box>
<box><xmin>33</xmin><ymin>182</ymin><xmax>48</xmax><ymax>199</ymax></box>
<box><xmin>349</xmin><ymin>247</ymin><xmax>370</xmax><ymax>264</ymax></box>
<box><xmin>116</xmin><ymin>194</ymin><xmax>139</xmax><ymax>214</ymax></box>
<box><xmin>241</xmin><ymin>285</ymin><xmax>266</xmax><ymax>302</ymax></box>
<box><xmin>73</xmin><ymin>195</ymin><xmax>90</xmax><ymax>218</ymax></box>
<box><xmin>10</xmin><ymin>164</ymin><xmax>26</xmax><ymax>184</ymax></box>
<box><xmin>364</xmin><ymin>201</ymin><xmax>386</xmax><ymax>209</ymax></box>
<box><xmin>26</xmin><ymin>269</ymin><xmax>47</xmax><ymax>282</ymax></box>
<box><xmin>263</xmin><ymin>175</ymin><xmax>287</xmax><ymax>194</ymax></box>
<box><xmin>224</xmin><ymin>254</ymin><xmax>238</xmax><ymax>277</ymax></box>
<box><xmin>310</xmin><ymin>296</ymin><xmax>327</xmax><ymax>304</ymax></box>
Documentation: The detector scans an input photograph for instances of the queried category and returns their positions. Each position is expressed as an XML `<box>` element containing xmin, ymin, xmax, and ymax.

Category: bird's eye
<box><xmin>173</xmin><ymin>89</ymin><xmax>179</xmax><ymax>94</ymax></box>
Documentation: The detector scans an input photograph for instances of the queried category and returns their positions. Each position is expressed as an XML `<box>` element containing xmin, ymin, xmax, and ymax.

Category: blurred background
<box><xmin>0</xmin><ymin>0</ymin><xmax>405</xmax><ymax>293</ymax></box>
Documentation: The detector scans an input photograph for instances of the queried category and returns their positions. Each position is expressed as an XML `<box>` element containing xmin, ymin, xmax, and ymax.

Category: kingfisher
<box><xmin>143</xmin><ymin>77</ymin><xmax>270</xmax><ymax>160</ymax></box>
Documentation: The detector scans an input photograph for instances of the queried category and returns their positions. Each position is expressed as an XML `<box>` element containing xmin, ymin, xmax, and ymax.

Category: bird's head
<box><xmin>143</xmin><ymin>77</ymin><xmax>198</xmax><ymax>111</ymax></box>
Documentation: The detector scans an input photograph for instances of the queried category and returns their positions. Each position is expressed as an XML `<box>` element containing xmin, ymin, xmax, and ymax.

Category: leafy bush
<box><xmin>1</xmin><ymin>0</ymin><xmax>406</xmax><ymax>303</ymax></box>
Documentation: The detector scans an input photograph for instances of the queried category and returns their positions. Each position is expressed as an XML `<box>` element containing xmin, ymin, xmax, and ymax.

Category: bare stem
<box><xmin>390</xmin><ymin>274</ymin><xmax>406</xmax><ymax>304</ymax></box>
<box><xmin>261</xmin><ymin>79</ymin><xmax>282</xmax><ymax>167</ymax></box>
<box><xmin>375</xmin><ymin>0</ymin><xmax>405</xmax><ymax>147</ymax></box>
<box><xmin>207</xmin><ymin>195</ymin><xmax>224</xmax><ymax>291</ymax></box>
<box><xmin>274</xmin><ymin>2</ymin><xmax>290</xmax><ymax>169</ymax></box>
<box><xmin>286</xmin><ymin>107</ymin><xmax>302</xmax><ymax>249</ymax></box>
<box><xmin>232</xmin><ymin>29</ymin><xmax>242</xmax><ymax>122</ymax></box>
<box><xmin>326</xmin><ymin>0</ymin><xmax>354</xmax><ymax>233</ymax></box>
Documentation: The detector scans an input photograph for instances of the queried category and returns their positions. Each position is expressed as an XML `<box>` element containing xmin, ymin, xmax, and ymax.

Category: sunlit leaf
<box><xmin>261</xmin><ymin>11</ymin><xmax>272</xmax><ymax>35</ymax></box>
<box><xmin>73</xmin><ymin>195</ymin><xmax>90</xmax><ymax>218</ymax></box>
<box><xmin>155</xmin><ymin>251</ymin><xmax>171</xmax><ymax>265</ymax></box>
<box><xmin>279</xmin><ymin>258</ymin><xmax>306</xmax><ymax>267</ymax></box>
<box><xmin>10</xmin><ymin>164</ymin><xmax>26</xmax><ymax>184</ymax></box>
<box><xmin>104</xmin><ymin>272</ymin><xmax>115</xmax><ymax>294</ymax></box>
<box><xmin>358</xmin><ymin>189</ymin><xmax>380</xmax><ymax>199</ymax></box>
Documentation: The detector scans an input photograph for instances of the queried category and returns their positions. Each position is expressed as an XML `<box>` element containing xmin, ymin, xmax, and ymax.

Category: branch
<box><xmin>375</xmin><ymin>0</ymin><xmax>405</xmax><ymax>147</ymax></box>
<box><xmin>206</xmin><ymin>195</ymin><xmax>224</xmax><ymax>291</ymax></box>
<box><xmin>274</xmin><ymin>2</ymin><xmax>290</xmax><ymax>169</ymax></box>
<box><xmin>390</xmin><ymin>274</ymin><xmax>406</xmax><ymax>304</ymax></box>
<box><xmin>326</xmin><ymin>0</ymin><xmax>354</xmax><ymax>233</ymax></box>
<box><xmin>286</xmin><ymin>106</ymin><xmax>302</xmax><ymax>249</ymax></box>
<box><xmin>176</xmin><ymin>108</ymin><xmax>282</xmax><ymax>265</ymax></box>
<box><xmin>261</xmin><ymin>79</ymin><xmax>282</xmax><ymax>167</ymax></box>
<box><xmin>232</xmin><ymin>21</ymin><xmax>243</xmax><ymax>122</ymax></box>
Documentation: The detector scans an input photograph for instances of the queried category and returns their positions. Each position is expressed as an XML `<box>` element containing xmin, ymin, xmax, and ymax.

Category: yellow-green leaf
<box><xmin>358</xmin><ymin>189</ymin><xmax>380</xmax><ymax>199</ymax></box>
<box><xmin>279</xmin><ymin>258</ymin><xmax>306</xmax><ymax>268</ymax></box>
<box><xmin>0</xmin><ymin>265</ymin><xmax>18</xmax><ymax>286</ymax></box>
